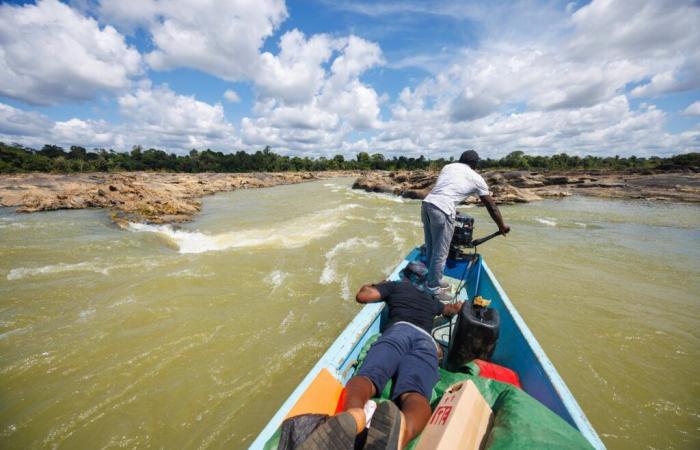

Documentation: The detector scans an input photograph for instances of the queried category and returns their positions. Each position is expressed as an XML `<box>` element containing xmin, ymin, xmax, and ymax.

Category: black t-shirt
<box><xmin>374</xmin><ymin>280</ymin><xmax>444</xmax><ymax>334</ymax></box>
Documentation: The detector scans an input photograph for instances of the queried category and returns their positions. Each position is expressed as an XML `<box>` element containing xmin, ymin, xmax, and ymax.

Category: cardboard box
<box><xmin>415</xmin><ymin>380</ymin><xmax>493</xmax><ymax>450</ymax></box>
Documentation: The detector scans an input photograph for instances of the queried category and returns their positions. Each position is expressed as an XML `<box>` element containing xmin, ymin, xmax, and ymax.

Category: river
<box><xmin>1</xmin><ymin>177</ymin><xmax>698</xmax><ymax>449</ymax></box>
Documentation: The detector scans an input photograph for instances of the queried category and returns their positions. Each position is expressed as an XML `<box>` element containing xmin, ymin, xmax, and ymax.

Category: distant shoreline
<box><xmin>1</xmin><ymin>169</ymin><xmax>698</xmax><ymax>226</ymax></box>
<box><xmin>353</xmin><ymin>168</ymin><xmax>700</xmax><ymax>204</ymax></box>
<box><xmin>0</xmin><ymin>171</ymin><xmax>355</xmax><ymax>227</ymax></box>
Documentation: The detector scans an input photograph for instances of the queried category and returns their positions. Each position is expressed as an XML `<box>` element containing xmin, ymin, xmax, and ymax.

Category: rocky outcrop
<box><xmin>351</xmin><ymin>169</ymin><xmax>700</xmax><ymax>204</ymax></box>
<box><xmin>0</xmin><ymin>171</ymin><xmax>340</xmax><ymax>226</ymax></box>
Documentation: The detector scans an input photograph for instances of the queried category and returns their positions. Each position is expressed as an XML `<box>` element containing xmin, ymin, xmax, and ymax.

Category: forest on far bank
<box><xmin>1</xmin><ymin>141</ymin><xmax>698</xmax><ymax>174</ymax></box>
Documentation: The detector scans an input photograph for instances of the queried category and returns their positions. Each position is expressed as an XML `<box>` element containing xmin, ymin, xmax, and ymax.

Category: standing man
<box><xmin>422</xmin><ymin>150</ymin><xmax>510</xmax><ymax>293</ymax></box>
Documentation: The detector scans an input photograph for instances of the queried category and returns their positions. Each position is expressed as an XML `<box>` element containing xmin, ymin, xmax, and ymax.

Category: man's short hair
<box><xmin>459</xmin><ymin>150</ymin><xmax>480</xmax><ymax>168</ymax></box>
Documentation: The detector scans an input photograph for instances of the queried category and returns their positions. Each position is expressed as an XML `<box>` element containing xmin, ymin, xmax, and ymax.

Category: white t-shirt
<box><xmin>424</xmin><ymin>163</ymin><xmax>490</xmax><ymax>218</ymax></box>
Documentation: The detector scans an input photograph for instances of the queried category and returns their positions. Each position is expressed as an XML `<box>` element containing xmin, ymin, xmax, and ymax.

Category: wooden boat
<box><xmin>250</xmin><ymin>247</ymin><xmax>605</xmax><ymax>449</ymax></box>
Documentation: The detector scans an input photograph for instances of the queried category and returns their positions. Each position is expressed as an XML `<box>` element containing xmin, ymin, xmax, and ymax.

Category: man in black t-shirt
<box><xmin>300</xmin><ymin>274</ymin><xmax>463</xmax><ymax>450</ymax></box>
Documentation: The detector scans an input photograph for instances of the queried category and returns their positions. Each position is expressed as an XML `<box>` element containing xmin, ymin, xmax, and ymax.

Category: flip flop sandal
<box><xmin>364</xmin><ymin>401</ymin><xmax>402</xmax><ymax>450</ymax></box>
<box><xmin>297</xmin><ymin>412</ymin><xmax>357</xmax><ymax>450</ymax></box>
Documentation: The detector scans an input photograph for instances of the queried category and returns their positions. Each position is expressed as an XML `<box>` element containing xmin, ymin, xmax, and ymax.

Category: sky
<box><xmin>0</xmin><ymin>0</ymin><xmax>699</xmax><ymax>159</ymax></box>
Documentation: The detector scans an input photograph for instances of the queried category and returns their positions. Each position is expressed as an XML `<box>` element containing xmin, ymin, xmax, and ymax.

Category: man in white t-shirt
<box><xmin>422</xmin><ymin>150</ymin><xmax>510</xmax><ymax>292</ymax></box>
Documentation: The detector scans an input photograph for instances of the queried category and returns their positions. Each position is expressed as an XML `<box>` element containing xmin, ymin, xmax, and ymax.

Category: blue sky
<box><xmin>0</xmin><ymin>0</ymin><xmax>698</xmax><ymax>158</ymax></box>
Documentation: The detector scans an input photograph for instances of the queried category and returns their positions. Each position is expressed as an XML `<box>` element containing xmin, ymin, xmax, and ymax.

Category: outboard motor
<box><xmin>449</xmin><ymin>213</ymin><xmax>504</xmax><ymax>261</ymax></box>
<box><xmin>446</xmin><ymin>296</ymin><xmax>500</xmax><ymax>372</ymax></box>
<box><xmin>449</xmin><ymin>213</ymin><xmax>475</xmax><ymax>260</ymax></box>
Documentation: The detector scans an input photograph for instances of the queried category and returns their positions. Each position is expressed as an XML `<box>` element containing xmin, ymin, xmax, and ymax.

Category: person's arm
<box><xmin>479</xmin><ymin>194</ymin><xmax>511</xmax><ymax>235</ymax></box>
<box><xmin>442</xmin><ymin>301</ymin><xmax>464</xmax><ymax>317</ymax></box>
<box><xmin>355</xmin><ymin>283</ymin><xmax>384</xmax><ymax>304</ymax></box>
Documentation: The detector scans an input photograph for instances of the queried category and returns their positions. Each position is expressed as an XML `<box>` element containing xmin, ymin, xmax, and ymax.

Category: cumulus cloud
<box><xmin>1</xmin><ymin>0</ymin><xmax>697</xmax><ymax>158</ymax></box>
<box><xmin>373</xmin><ymin>95</ymin><xmax>699</xmax><ymax>157</ymax></box>
<box><xmin>0</xmin><ymin>0</ymin><xmax>142</xmax><ymax>105</ymax></box>
<box><xmin>0</xmin><ymin>102</ymin><xmax>117</xmax><ymax>149</ymax></box>
<box><xmin>256</xmin><ymin>30</ymin><xmax>337</xmax><ymax>104</ymax></box>
<box><xmin>117</xmin><ymin>84</ymin><xmax>237</xmax><ymax>151</ymax></box>
<box><xmin>0</xmin><ymin>84</ymin><xmax>239</xmax><ymax>153</ymax></box>
<box><xmin>98</xmin><ymin>0</ymin><xmax>288</xmax><ymax>82</ymax></box>
<box><xmin>682</xmin><ymin>101</ymin><xmax>700</xmax><ymax>116</ymax></box>
<box><xmin>52</xmin><ymin>118</ymin><xmax>117</xmax><ymax>148</ymax></box>
<box><xmin>358</xmin><ymin>0</ymin><xmax>700</xmax><ymax>157</ymax></box>
<box><xmin>223</xmin><ymin>89</ymin><xmax>241</xmax><ymax>103</ymax></box>
<box><xmin>0</xmin><ymin>103</ymin><xmax>53</xmax><ymax>138</ymax></box>
<box><xmin>570</xmin><ymin>0</ymin><xmax>700</xmax><ymax>97</ymax></box>
<box><xmin>241</xmin><ymin>31</ymin><xmax>384</xmax><ymax>152</ymax></box>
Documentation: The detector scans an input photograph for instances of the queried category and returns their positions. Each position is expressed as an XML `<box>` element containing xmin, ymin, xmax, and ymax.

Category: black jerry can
<box><xmin>445</xmin><ymin>303</ymin><xmax>500</xmax><ymax>372</ymax></box>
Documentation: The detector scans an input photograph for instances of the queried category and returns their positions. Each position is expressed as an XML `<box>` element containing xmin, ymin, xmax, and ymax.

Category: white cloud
<box><xmin>356</xmin><ymin>0</ymin><xmax>700</xmax><ymax>158</ymax></box>
<box><xmin>241</xmin><ymin>32</ymin><xmax>384</xmax><ymax>152</ymax></box>
<box><xmin>0</xmin><ymin>0</ymin><xmax>142</xmax><ymax>105</ymax></box>
<box><xmin>682</xmin><ymin>101</ymin><xmax>700</xmax><ymax>116</ymax></box>
<box><xmin>98</xmin><ymin>0</ymin><xmax>288</xmax><ymax>82</ymax></box>
<box><xmin>570</xmin><ymin>0</ymin><xmax>700</xmax><ymax>97</ymax></box>
<box><xmin>257</xmin><ymin>30</ymin><xmax>337</xmax><ymax>104</ymax></box>
<box><xmin>0</xmin><ymin>83</ymin><xmax>240</xmax><ymax>153</ymax></box>
<box><xmin>223</xmin><ymin>89</ymin><xmax>241</xmax><ymax>103</ymax></box>
<box><xmin>2</xmin><ymin>0</ymin><xmax>697</xmax><ymax>158</ymax></box>
<box><xmin>117</xmin><ymin>84</ymin><xmax>237</xmax><ymax>151</ymax></box>
<box><xmin>0</xmin><ymin>102</ymin><xmax>119</xmax><ymax>149</ymax></box>
<box><xmin>0</xmin><ymin>103</ymin><xmax>53</xmax><ymax>138</ymax></box>
<box><xmin>371</xmin><ymin>94</ymin><xmax>700</xmax><ymax>158</ymax></box>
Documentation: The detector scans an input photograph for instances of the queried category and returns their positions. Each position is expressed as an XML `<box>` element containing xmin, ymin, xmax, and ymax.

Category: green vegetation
<box><xmin>0</xmin><ymin>142</ymin><xmax>697</xmax><ymax>173</ymax></box>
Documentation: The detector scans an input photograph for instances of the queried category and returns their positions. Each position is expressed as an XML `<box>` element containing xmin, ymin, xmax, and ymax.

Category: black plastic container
<box><xmin>446</xmin><ymin>302</ymin><xmax>500</xmax><ymax>371</ymax></box>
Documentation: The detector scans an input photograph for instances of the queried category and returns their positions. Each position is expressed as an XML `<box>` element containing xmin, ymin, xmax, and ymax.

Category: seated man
<box><xmin>300</xmin><ymin>271</ymin><xmax>463</xmax><ymax>450</ymax></box>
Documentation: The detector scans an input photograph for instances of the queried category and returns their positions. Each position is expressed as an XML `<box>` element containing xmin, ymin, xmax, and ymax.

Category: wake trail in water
<box><xmin>128</xmin><ymin>204</ymin><xmax>361</xmax><ymax>254</ymax></box>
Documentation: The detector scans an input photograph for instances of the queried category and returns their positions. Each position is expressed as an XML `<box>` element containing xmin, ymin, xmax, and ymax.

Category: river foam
<box><xmin>6</xmin><ymin>259</ymin><xmax>158</xmax><ymax>281</ymax></box>
<box><xmin>7</xmin><ymin>262</ymin><xmax>110</xmax><ymax>280</ymax></box>
<box><xmin>320</xmin><ymin>237</ymin><xmax>380</xmax><ymax>284</ymax></box>
<box><xmin>535</xmin><ymin>217</ymin><xmax>558</xmax><ymax>226</ymax></box>
<box><xmin>129</xmin><ymin>203</ymin><xmax>360</xmax><ymax>254</ymax></box>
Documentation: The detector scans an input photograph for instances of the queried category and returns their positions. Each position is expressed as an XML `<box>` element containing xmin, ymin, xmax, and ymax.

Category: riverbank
<box><xmin>0</xmin><ymin>171</ymin><xmax>353</xmax><ymax>226</ymax></box>
<box><xmin>1</xmin><ymin>169</ymin><xmax>698</xmax><ymax>227</ymax></box>
<box><xmin>352</xmin><ymin>169</ymin><xmax>700</xmax><ymax>204</ymax></box>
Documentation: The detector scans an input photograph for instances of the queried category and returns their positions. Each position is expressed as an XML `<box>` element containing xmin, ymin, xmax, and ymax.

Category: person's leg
<box><xmin>396</xmin><ymin>392</ymin><xmax>432</xmax><ymax>447</ymax></box>
<box><xmin>346</xmin><ymin>326</ymin><xmax>409</xmax><ymax>429</ymax></box>
<box><xmin>300</xmin><ymin>330</ymin><xmax>409</xmax><ymax>449</ymax></box>
<box><xmin>426</xmin><ymin>204</ymin><xmax>454</xmax><ymax>287</ymax></box>
<box><xmin>420</xmin><ymin>202</ymin><xmax>433</xmax><ymax>265</ymax></box>
<box><xmin>432</xmin><ymin>210</ymin><xmax>454</xmax><ymax>285</ymax></box>
<box><xmin>391</xmin><ymin>331</ymin><xmax>440</xmax><ymax>447</ymax></box>
<box><xmin>342</xmin><ymin>376</ymin><xmax>376</xmax><ymax>432</ymax></box>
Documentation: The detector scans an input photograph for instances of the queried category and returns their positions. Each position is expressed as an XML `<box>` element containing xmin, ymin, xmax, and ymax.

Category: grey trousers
<box><xmin>421</xmin><ymin>201</ymin><xmax>455</xmax><ymax>287</ymax></box>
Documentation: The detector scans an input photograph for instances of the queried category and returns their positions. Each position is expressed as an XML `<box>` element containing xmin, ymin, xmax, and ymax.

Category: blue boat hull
<box><xmin>250</xmin><ymin>248</ymin><xmax>605</xmax><ymax>449</ymax></box>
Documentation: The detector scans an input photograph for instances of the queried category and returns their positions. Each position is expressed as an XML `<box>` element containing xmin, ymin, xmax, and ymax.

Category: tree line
<box><xmin>0</xmin><ymin>142</ymin><xmax>697</xmax><ymax>173</ymax></box>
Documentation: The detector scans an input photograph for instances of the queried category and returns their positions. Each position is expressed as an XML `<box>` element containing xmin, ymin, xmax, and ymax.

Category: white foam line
<box><xmin>6</xmin><ymin>259</ymin><xmax>158</xmax><ymax>281</ymax></box>
<box><xmin>7</xmin><ymin>262</ymin><xmax>109</xmax><ymax>281</ymax></box>
<box><xmin>129</xmin><ymin>203</ymin><xmax>360</xmax><ymax>254</ymax></box>
<box><xmin>346</xmin><ymin>189</ymin><xmax>407</xmax><ymax>203</ymax></box>
<box><xmin>320</xmin><ymin>237</ymin><xmax>379</xmax><ymax>284</ymax></box>
<box><xmin>535</xmin><ymin>217</ymin><xmax>557</xmax><ymax>227</ymax></box>
<box><xmin>0</xmin><ymin>326</ymin><xmax>32</xmax><ymax>341</ymax></box>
